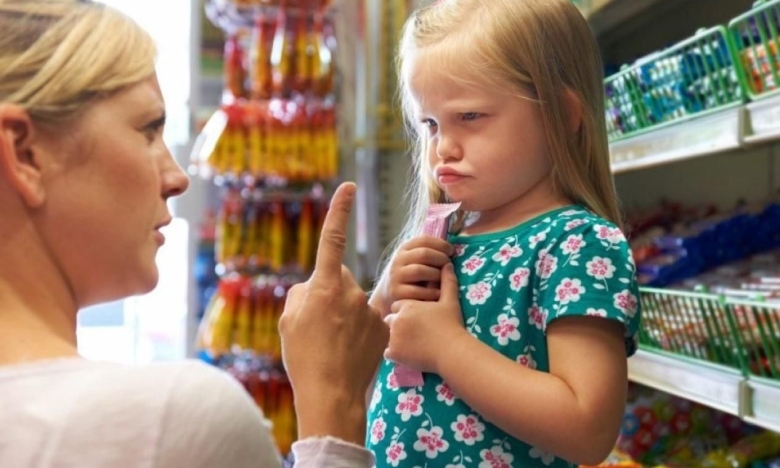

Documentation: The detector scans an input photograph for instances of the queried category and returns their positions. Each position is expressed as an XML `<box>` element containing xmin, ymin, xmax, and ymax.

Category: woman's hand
<box><xmin>370</xmin><ymin>237</ymin><xmax>453</xmax><ymax>318</ymax></box>
<box><xmin>384</xmin><ymin>263</ymin><xmax>470</xmax><ymax>375</ymax></box>
<box><xmin>279</xmin><ymin>183</ymin><xmax>388</xmax><ymax>445</ymax></box>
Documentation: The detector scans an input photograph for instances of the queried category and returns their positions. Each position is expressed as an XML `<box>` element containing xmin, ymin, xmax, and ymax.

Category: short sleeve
<box><xmin>537</xmin><ymin>220</ymin><xmax>641</xmax><ymax>356</ymax></box>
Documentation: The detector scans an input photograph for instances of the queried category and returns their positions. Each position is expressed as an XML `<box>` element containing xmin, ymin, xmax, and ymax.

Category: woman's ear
<box><xmin>563</xmin><ymin>88</ymin><xmax>583</xmax><ymax>134</ymax></box>
<box><xmin>0</xmin><ymin>105</ymin><xmax>47</xmax><ymax>208</ymax></box>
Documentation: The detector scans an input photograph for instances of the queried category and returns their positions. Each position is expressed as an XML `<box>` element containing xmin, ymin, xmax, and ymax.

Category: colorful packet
<box><xmin>395</xmin><ymin>202</ymin><xmax>461</xmax><ymax>388</ymax></box>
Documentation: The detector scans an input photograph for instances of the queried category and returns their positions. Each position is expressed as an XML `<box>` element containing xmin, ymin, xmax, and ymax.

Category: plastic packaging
<box><xmin>395</xmin><ymin>202</ymin><xmax>461</xmax><ymax>388</ymax></box>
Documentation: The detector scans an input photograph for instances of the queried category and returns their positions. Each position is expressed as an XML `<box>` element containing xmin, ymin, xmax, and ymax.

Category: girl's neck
<box><xmin>462</xmin><ymin>174</ymin><xmax>572</xmax><ymax>236</ymax></box>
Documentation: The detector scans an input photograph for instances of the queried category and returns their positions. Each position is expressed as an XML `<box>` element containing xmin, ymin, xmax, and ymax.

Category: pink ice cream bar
<box><xmin>394</xmin><ymin>202</ymin><xmax>461</xmax><ymax>388</ymax></box>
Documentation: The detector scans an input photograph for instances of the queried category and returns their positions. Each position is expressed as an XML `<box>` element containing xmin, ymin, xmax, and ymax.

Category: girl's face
<box><xmin>35</xmin><ymin>75</ymin><xmax>189</xmax><ymax>307</ymax></box>
<box><xmin>408</xmin><ymin>50</ymin><xmax>561</xmax><ymax>232</ymax></box>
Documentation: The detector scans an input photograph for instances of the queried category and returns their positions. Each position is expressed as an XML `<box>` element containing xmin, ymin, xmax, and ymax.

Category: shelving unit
<box><xmin>627</xmin><ymin>350</ymin><xmax>745</xmax><ymax>417</ymax></box>
<box><xmin>628</xmin><ymin>350</ymin><xmax>780</xmax><ymax>435</ymax></box>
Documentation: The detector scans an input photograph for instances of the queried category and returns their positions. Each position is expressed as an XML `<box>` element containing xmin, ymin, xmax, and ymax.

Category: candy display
<box><xmin>221</xmin><ymin>6</ymin><xmax>335</xmax><ymax>100</ymax></box>
<box><xmin>605</xmin><ymin>28</ymin><xmax>742</xmax><ymax>141</ymax></box>
<box><xmin>731</xmin><ymin>5</ymin><xmax>780</xmax><ymax>96</ymax></box>
<box><xmin>227</xmin><ymin>0</ymin><xmax>332</xmax><ymax>9</ymax></box>
<box><xmin>198</xmin><ymin>275</ymin><xmax>301</xmax><ymax>359</ymax></box>
<box><xmin>215</xmin><ymin>188</ymin><xmax>328</xmax><ymax>274</ymax></box>
<box><xmin>223</xmin><ymin>355</ymin><xmax>297</xmax><ymax>458</ymax></box>
<box><xmin>195</xmin><ymin>0</ymin><xmax>341</xmax><ymax>457</ymax></box>
<box><xmin>204</xmin><ymin>100</ymin><xmax>338</xmax><ymax>180</ymax></box>
<box><xmin>582</xmin><ymin>387</ymin><xmax>780</xmax><ymax>468</ymax></box>
<box><xmin>628</xmin><ymin>200</ymin><xmax>780</xmax><ymax>288</ymax></box>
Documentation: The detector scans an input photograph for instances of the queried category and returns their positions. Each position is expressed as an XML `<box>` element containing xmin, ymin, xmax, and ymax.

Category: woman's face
<box><xmin>37</xmin><ymin>75</ymin><xmax>189</xmax><ymax>307</ymax></box>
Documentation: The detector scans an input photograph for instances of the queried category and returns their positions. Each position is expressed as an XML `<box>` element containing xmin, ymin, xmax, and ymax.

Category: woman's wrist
<box><xmin>296</xmin><ymin>389</ymin><xmax>368</xmax><ymax>446</ymax></box>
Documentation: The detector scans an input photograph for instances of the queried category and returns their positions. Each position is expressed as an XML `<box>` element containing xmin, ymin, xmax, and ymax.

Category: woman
<box><xmin>0</xmin><ymin>1</ymin><xmax>384</xmax><ymax>466</ymax></box>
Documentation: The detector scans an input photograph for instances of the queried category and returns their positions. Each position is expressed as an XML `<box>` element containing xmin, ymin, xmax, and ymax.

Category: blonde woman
<box><xmin>0</xmin><ymin>1</ymin><xmax>383</xmax><ymax>466</ymax></box>
<box><xmin>369</xmin><ymin>0</ymin><xmax>641</xmax><ymax>466</ymax></box>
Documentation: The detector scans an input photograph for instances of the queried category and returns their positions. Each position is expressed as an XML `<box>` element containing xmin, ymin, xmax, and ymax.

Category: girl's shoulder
<box><xmin>533</xmin><ymin>207</ymin><xmax>627</xmax><ymax>248</ymax></box>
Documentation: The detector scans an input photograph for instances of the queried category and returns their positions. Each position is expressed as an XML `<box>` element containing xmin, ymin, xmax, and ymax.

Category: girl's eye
<box><xmin>461</xmin><ymin>112</ymin><xmax>481</xmax><ymax>121</ymax></box>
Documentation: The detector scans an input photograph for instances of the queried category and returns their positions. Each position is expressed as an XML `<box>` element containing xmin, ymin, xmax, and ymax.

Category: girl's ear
<box><xmin>563</xmin><ymin>88</ymin><xmax>583</xmax><ymax>134</ymax></box>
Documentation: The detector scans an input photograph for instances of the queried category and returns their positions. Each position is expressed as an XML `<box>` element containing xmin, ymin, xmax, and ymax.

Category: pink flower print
<box><xmin>561</xmin><ymin>209</ymin><xmax>582</xmax><ymax>216</ymax></box>
<box><xmin>614</xmin><ymin>290</ymin><xmax>639</xmax><ymax>318</ymax></box>
<box><xmin>387</xmin><ymin>369</ymin><xmax>399</xmax><ymax>390</ymax></box>
<box><xmin>461</xmin><ymin>255</ymin><xmax>485</xmax><ymax>276</ymax></box>
<box><xmin>370</xmin><ymin>417</ymin><xmax>387</xmax><ymax>445</ymax></box>
<box><xmin>516</xmin><ymin>352</ymin><xmax>537</xmax><ymax>369</ymax></box>
<box><xmin>561</xmin><ymin>234</ymin><xmax>586</xmax><ymax>255</ymax></box>
<box><xmin>509</xmin><ymin>267</ymin><xmax>530</xmax><ymax>292</ymax></box>
<box><xmin>413</xmin><ymin>426</ymin><xmax>449</xmax><ymax>458</ymax></box>
<box><xmin>529</xmin><ymin>229</ymin><xmax>548</xmax><ymax>249</ymax></box>
<box><xmin>565</xmin><ymin>219</ymin><xmax>587</xmax><ymax>231</ymax></box>
<box><xmin>586</xmin><ymin>308</ymin><xmax>608</xmax><ymax>318</ymax></box>
<box><xmin>595</xmin><ymin>224</ymin><xmax>626</xmax><ymax>244</ymax></box>
<box><xmin>492</xmin><ymin>243</ymin><xmax>522</xmax><ymax>266</ymax></box>
<box><xmin>479</xmin><ymin>445</ymin><xmax>515</xmax><ymax>468</ymax></box>
<box><xmin>490</xmin><ymin>314</ymin><xmax>521</xmax><ymax>346</ymax></box>
<box><xmin>370</xmin><ymin>386</ymin><xmax>382</xmax><ymax>411</ymax></box>
<box><xmin>453</xmin><ymin>244</ymin><xmax>466</xmax><ymax>257</ymax></box>
<box><xmin>528</xmin><ymin>305</ymin><xmax>548</xmax><ymax>331</ymax></box>
<box><xmin>396</xmin><ymin>389</ymin><xmax>424</xmax><ymax>421</ymax></box>
<box><xmin>385</xmin><ymin>441</ymin><xmax>408</xmax><ymax>467</ymax></box>
<box><xmin>535</xmin><ymin>250</ymin><xmax>558</xmax><ymax>279</ymax></box>
<box><xmin>436</xmin><ymin>382</ymin><xmax>457</xmax><ymax>406</ymax></box>
<box><xmin>555</xmin><ymin>278</ymin><xmax>585</xmax><ymax>304</ymax></box>
<box><xmin>451</xmin><ymin>414</ymin><xmax>485</xmax><ymax>446</ymax></box>
<box><xmin>529</xmin><ymin>446</ymin><xmax>556</xmax><ymax>466</ymax></box>
<box><xmin>587</xmin><ymin>256</ymin><xmax>616</xmax><ymax>280</ymax></box>
<box><xmin>466</xmin><ymin>281</ymin><xmax>492</xmax><ymax>305</ymax></box>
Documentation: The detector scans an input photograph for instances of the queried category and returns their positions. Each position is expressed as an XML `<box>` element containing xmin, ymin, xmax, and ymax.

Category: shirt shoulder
<box><xmin>0</xmin><ymin>359</ymin><xmax>282</xmax><ymax>468</ymax></box>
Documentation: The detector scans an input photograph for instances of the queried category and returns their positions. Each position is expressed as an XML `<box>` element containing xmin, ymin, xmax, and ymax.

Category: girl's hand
<box><xmin>370</xmin><ymin>237</ymin><xmax>453</xmax><ymax>318</ymax></box>
<box><xmin>384</xmin><ymin>263</ymin><xmax>469</xmax><ymax>374</ymax></box>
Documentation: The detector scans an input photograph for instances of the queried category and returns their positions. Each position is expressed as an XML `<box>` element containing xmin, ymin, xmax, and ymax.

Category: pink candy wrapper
<box><xmin>394</xmin><ymin>202</ymin><xmax>461</xmax><ymax>388</ymax></box>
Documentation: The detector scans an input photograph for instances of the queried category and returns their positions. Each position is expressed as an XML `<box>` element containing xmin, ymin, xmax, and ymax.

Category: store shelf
<box><xmin>628</xmin><ymin>350</ymin><xmax>744</xmax><ymax>416</ymax></box>
<box><xmin>588</xmin><ymin>0</ymin><xmax>666</xmax><ymax>38</ymax></box>
<box><xmin>744</xmin><ymin>94</ymin><xmax>780</xmax><ymax>145</ymax></box>
<box><xmin>629</xmin><ymin>350</ymin><xmax>780</xmax><ymax>433</ymax></box>
<box><xmin>744</xmin><ymin>377</ymin><xmax>780</xmax><ymax>434</ymax></box>
<box><xmin>610</xmin><ymin>105</ymin><xmax>745</xmax><ymax>174</ymax></box>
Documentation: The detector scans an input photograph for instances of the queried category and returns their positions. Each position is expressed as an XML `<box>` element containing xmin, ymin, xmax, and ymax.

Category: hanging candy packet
<box><xmin>394</xmin><ymin>202</ymin><xmax>461</xmax><ymax>388</ymax></box>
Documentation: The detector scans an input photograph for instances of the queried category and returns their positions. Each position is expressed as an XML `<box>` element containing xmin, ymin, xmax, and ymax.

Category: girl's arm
<box><xmin>386</xmin><ymin>263</ymin><xmax>630</xmax><ymax>466</ymax></box>
<box><xmin>437</xmin><ymin>316</ymin><xmax>626</xmax><ymax>465</ymax></box>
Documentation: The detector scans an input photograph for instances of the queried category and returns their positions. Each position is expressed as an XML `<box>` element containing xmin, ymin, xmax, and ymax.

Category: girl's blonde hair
<box><xmin>0</xmin><ymin>0</ymin><xmax>156</xmax><ymax>125</ymax></box>
<box><xmin>391</xmin><ymin>0</ymin><xmax>621</xmax><ymax>264</ymax></box>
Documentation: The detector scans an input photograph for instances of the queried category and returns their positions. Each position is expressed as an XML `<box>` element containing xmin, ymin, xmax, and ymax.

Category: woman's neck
<box><xmin>0</xmin><ymin>221</ymin><xmax>79</xmax><ymax>366</ymax></box>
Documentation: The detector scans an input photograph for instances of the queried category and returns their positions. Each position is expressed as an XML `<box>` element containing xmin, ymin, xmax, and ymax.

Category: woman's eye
<box><xmin>143</xmin><ymin>120</ymin><xmax>165</xmax><ymax>142</ymax></box>
<box><xmin>422</xmin><ymin>118</ymin><xmax>438</xmax><ymax>128</ymax></box>
<box><xmin>461</xmin><ymin>112</ymin><xmax>480</xmax><ymax>121</ymax></box>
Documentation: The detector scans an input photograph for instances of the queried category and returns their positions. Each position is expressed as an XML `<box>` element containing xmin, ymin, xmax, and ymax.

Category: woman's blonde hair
<box><xmin>0</xmin><ymin>0</ymin><xmax>156</xmax><ymax>125</ymax></box>
<box><xmin>389</xmin><ymin>0</ymin><xmax>620</xmax><ymax>266</ymax></box>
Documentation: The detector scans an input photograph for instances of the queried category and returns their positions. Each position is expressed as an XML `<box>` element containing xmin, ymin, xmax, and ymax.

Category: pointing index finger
<box><xmin>311</xmin><ymin>182</ymin><xmax>356</xmax><ymax>283</ymax></box>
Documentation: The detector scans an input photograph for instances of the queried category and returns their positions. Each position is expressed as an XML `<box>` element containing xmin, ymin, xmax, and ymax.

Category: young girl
<box><xmin>367</xmin><ymin>0</ymin><xmax>641</xmax><ymax>466</ymax></box>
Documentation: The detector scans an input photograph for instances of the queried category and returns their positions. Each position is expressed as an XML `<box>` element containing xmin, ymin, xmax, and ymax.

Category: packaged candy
<box><xmin>395</xmin><ymin>202</ymin><xmax>461</xmax><ymax>388</ymax></box>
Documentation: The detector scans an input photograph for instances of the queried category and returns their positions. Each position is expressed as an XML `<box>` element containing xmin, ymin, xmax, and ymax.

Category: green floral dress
<box><xmin>366</xmin><ymin>206</ymin><xmax>641</xmax><ymax>468</ymax></box>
